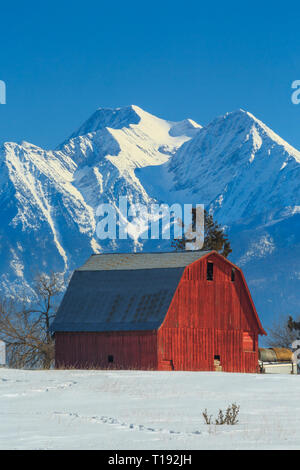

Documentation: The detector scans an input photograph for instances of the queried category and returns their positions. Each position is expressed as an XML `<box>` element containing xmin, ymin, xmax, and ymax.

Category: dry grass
<box><xmin>203</xmin><ymin>403</ymin><xmax>240</xmax><ymax>425</ymax></box>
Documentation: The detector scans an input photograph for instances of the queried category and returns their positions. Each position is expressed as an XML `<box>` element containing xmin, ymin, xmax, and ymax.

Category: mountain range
<box><xmin>0</xmin><ymin>104</ymin><xmax>299</xmax><ymax>331</ymax></box>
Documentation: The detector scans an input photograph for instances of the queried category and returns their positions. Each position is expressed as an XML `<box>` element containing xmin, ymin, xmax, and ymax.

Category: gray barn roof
<box><xmin>51</xmin><ymin>251</ymin><xmax>211</xmax><ymax>333</ymax></box>
<box><xmin>78</xmin><ymin>251</ymin><xmax>210</xmax><ymax>271</ymax></box>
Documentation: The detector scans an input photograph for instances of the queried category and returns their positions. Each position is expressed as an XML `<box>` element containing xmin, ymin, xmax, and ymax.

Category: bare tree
<box><xmin>266</xmin><ymin>314</ymin><xmax>300</xmax><ymax>348</ymax></box>
<box><xmin>0</xmin><ymin>272</ymin><xmax>65</xmax><ymax>369</ymax></box>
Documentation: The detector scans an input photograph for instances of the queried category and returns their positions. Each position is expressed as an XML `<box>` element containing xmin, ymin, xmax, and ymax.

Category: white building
<box><xmin>0</xmin><ymin>340</ymin><xmax>6</xmax><ymax>366</ymax></box>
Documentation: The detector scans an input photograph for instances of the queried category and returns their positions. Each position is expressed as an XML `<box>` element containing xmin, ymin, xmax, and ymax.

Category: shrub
<box><xmin>202</xmin><ymin>403</ymin><xmax>240</xmax><ymax>425</ymax></box>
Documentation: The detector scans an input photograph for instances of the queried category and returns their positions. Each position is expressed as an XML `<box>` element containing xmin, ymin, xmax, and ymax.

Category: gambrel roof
<box><xmin>51</xmin><ymin>251</ymin><xmax>210</xmax><ymax>333</ymax></box>
<box><xmin>51</xmin><ymin>250</ymin><xmax>266</xmax><ymax>335</ymax></box>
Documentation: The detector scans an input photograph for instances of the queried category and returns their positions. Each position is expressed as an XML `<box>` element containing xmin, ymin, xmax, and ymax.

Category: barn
<box><xmin>51</xmin><ymin>250</ymin><xmax>266</xmax><ymax>372</ymax></box>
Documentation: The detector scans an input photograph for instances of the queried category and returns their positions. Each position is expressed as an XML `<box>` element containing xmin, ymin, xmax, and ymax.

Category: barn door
<box><xmin>214</xmin><ymin>355</ymin><xmax>222</xmax><ymax>371</ymax></box>
<box><xmin>159</xmin><ymin>359</ymin><xmax>174</xmax><ymax>371</ymax></box>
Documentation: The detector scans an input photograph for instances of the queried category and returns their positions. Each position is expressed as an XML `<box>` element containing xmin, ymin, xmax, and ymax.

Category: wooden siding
<box><xmin>157</xmin><ymin>253</ymin><xmax>260</xmax><ymax>372</ymax></box>
<box><xmin>55</xmin><ymin>331</ymin><xmax>157</xmax><ymax>369</ymax></box>
<box><xmin>157</xmin><ymin>328</ymin><xmax>258</xmax><ymax>372</ymax></box>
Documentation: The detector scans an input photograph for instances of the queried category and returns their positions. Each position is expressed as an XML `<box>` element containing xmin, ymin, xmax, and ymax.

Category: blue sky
<box><xmin>0</xmin><ymin>0</ymin><xmax>300</xmax><ymax>149</ymax></box>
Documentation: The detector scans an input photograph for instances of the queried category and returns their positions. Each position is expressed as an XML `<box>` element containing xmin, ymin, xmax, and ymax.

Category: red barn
<box><xmin>52</xmin><ymin>251</ymin><xmax>266</xmax><ymax>372</ymax></box>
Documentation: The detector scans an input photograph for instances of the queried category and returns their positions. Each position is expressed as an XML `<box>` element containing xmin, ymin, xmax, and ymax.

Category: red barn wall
<box><xmin>157</xmin><ymin>253</ymin><xmax>260</xmax><ymax>372</ymax></box>
<box><xmin>55</xmin><ymin>331</ymin><xmax>157</xmax><ymax>369</ymax></box>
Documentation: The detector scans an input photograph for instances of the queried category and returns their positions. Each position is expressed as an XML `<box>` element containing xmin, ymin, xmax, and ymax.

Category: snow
<box><xmin>1</xmin><ymin>368</ymin><xmax>300</xmax><ymax>450</ymax></box>
<box><xmin>238</xmin><ymin>234</ymin><xmax>276</xmax><ymax>266</ymax></box>
<box><xmin>168</xmin><ymin>118</ymin><xmax>202</xmax><ymax>138</ymax></box>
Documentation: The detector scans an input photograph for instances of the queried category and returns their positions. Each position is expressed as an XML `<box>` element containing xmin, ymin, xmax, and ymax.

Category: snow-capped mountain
<box><xmin>0</xmin><ymin>105</ymin><xmax>200</xmax><ymax>296</ymax></box>
<box><xmin>139</xmin><ymin>109</ymin><xmax>300</xmax><ymax>219</ymax></box>
<box><xmin>0</xmin><ymin>104</ymin><xmax>299</xmax><ymax>330</ymax></box>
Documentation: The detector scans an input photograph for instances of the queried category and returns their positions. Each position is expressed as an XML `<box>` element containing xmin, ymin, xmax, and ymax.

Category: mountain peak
<box><xmin>67</xmin><ymin>105</ymin><xmax>142</xmax><ymax>141</ymax></box>
<box><xmin>203</xmin><ymin>109</ymin><xmax>299</xmax><ymax>162</ymax></box>
<box><xmin>60</xmin><ymin>105</ymin><xmax>202</xmax><ymax>150</ymax></box>
<box><xmin>169</xmin><ymin>118</ymin><xmax>202</xmax><ymax>138</ymax></box>
<box><xmin>217</xmin><ymin>108</ymin><xmax>256</xmax><ymax>125</ymax></box>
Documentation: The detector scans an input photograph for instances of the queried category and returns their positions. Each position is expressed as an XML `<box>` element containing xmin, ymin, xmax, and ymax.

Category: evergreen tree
<box><xmin>172</xmin><ymin>208</ymin><xmax>232</xmax><ymax>257</ymax></box>
<box><xmin>287</xmin><ymin>316</ymin><xmax>300</xmax><ymax>340</ymax></box>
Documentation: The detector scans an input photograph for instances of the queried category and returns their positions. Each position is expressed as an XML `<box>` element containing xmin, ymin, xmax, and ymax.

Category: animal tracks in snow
<box><xmin>1</xmin><ymin>381</ymin><xmax>78</xmax><ymax>398</ymax></box>
<box><xmin>52</xmin><ymin>411</ymin><xmax>202</xmax><ymax>438</ymax></box>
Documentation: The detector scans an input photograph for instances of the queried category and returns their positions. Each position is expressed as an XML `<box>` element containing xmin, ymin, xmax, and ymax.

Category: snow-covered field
<box><xmin>1</xmin><ymin>368</ymin><xmax>300</xmax><ymax>450</ymax></box>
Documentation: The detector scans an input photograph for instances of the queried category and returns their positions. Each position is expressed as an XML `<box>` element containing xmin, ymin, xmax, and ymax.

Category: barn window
<box><xmin>207</xmin><ymin>262</ymin><xmax>214</xmax><ymax>281</ymax></box>
<box><xmin>231</xmin><ymin>268</ymin><xmax>236</xmax><ymax>282</ymax></box>
<box><xmin>108</xmin><ymin>355</ymin><xmax>114</xmax><ymax>363</ymax></box>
